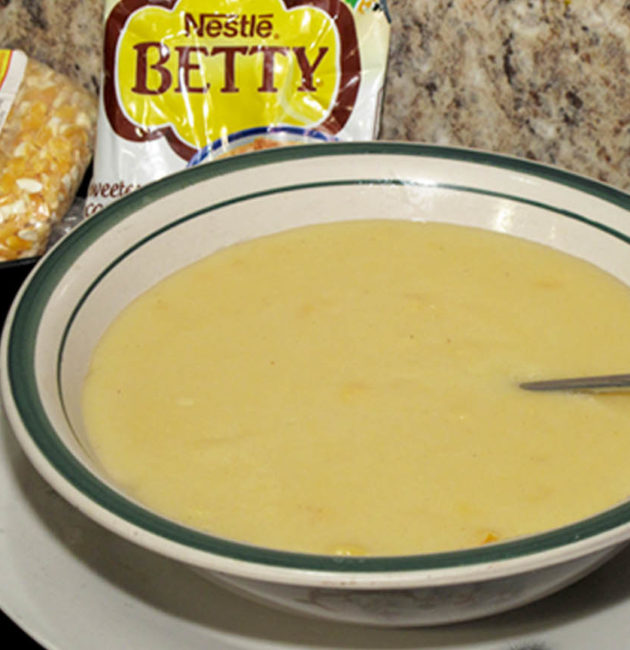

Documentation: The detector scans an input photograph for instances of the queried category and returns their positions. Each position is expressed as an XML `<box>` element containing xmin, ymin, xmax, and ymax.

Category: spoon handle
<box><xmin>520</xmin><ymin>373</ymin><xmax>630</xmax><ymax>392</ymax></box>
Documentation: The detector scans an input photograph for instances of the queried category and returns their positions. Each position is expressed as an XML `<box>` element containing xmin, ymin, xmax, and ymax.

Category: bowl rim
<box><xmin>3</xmin><ymin>141</ymin><xmax>630</xmax><ymax>587</ymax></box>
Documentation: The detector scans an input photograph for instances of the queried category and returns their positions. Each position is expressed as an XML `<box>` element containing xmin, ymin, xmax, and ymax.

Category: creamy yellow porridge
<box><xmin>82</xmin><ymin>220</ymin><xmax>630</xmax><ymax>555</ymax></box>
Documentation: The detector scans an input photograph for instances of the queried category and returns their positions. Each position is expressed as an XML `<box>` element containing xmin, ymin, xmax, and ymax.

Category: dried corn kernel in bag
<box><xmin>86</xmin><ymin>0</ymin><xmax>390</xmax><ymax>216</ymax></box>
<box><xmin>0</xmin><ymin>50</ymin><xmax>98</xmax><ymax>261</ymax></box>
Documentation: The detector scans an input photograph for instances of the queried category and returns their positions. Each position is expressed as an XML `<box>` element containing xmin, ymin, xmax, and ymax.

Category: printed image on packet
<box><xmin>85</xmin><ymin>0</ymin><xmax>391</xmax><ymax>216</ymax></box>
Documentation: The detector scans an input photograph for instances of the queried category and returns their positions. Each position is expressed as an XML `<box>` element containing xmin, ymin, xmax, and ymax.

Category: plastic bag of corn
<box><xmin>0</xmin><ymin>50</ymin><xmax>98</xmax><ymax>262</ymax></box>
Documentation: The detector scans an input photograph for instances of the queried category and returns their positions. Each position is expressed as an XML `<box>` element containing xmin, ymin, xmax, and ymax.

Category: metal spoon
<box><xmin>520</xmin><ymin>373</ymin><xmax>630</xmax><ymax>393</ymax></box>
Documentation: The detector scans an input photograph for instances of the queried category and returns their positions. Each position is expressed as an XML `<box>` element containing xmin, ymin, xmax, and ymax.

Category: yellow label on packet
<box><xmin>103</xmin><ymin>0</ymin><xmax>372</xmax><ymax>160</ymax></box>
<box><xmin>0</xmin><ymin>49</ymin><xmax>27</xmax><ymax>134</ymax></box>
<box><xmin>0</xmin><ymin>50</ymin><xmax>12</xmax><ymax>87</ymax></box>
<box><xmin>115</xmin><ymin>0</ymin><xmax>338</xmax><ymax>148</ymax></box>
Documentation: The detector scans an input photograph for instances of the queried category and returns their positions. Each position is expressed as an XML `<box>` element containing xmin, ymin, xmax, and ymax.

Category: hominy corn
<box><xmin>0</xmin><ymin>56</ymin><xmax>97</xmax><ymax>261</ymax></box>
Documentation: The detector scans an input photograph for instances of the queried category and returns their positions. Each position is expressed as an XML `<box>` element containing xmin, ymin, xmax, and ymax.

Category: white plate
<box><xmin>2</xmin><ymin>406</ymin><xmax>630</xmax><ymax>649</ymax></box>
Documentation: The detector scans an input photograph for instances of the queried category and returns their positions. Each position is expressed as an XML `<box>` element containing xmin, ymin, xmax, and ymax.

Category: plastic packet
<box><xmin>85</xmin><ymin>0</ymin><xmax>391</xmax><ymax>216</ymax></box>
<box><xmin>0</xmin><ymin>50</ymin><xmax>97</xmax><ymax>261</ymax></box>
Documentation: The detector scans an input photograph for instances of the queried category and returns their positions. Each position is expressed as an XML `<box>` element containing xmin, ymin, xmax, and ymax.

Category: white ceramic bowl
<box><xmin>2</xmin><ymin>143</ymin><xmax>630</xmax><ymax>627</ymax></box>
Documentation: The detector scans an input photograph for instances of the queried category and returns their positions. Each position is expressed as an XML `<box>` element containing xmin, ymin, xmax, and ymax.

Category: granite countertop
<box><xmin>0</xmin><ymin>0</ymin><xmax>628</xmax><ymax>190</ymax></box>
<box><xmin>382</xmin><ymin>0</ymin><xmax>630</xmax><ymax>191</ymax></box>
<box><xmin>0</xmin><ymin>0</ymin><xmax>102</xmax><ymax>94</ymax></box>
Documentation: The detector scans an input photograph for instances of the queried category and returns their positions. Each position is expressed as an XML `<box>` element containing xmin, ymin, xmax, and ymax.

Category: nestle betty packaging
<box><xmin>86</xmin><ymin>0</ymin><xmax>391</xmax><ymax>216</ymax></box>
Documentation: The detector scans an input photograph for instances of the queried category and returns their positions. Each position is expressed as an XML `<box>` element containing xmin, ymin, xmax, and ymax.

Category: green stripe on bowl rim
<box><xmin>5</xmin><ymin>142</ymin><xmax>630</xmax><ymax>574</ymax></box>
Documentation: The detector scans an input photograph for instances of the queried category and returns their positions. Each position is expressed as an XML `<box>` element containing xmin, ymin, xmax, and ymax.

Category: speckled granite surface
<box><xmin>382</xmin><ymin>0</ymin><xmax>630</xmax><ymax>191</ymax></box>
<box><xmin>0</xmin><ymin>0</ymin><xmax>102</xmax><ymax>94</ymax></box>
<box><xmin>0</xmin><ymin>0</ymin><xmax>628</xmax><ymax>190</ymax></box>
